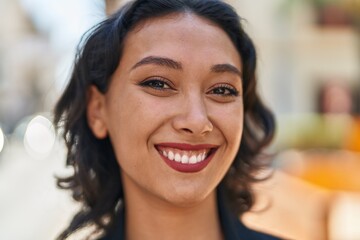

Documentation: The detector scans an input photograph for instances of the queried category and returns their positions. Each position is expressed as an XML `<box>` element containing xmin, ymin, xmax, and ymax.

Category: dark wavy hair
<box><xmin>54</xmin><ymin>0</ymin><xmax>275</xmax><ymax>239</ymax></box>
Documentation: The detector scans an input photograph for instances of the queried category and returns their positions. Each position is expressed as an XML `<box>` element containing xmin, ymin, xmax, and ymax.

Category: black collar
<box><xmin>217</xmin><ymin>187</ymin><xmax>280</xmax><ymax>240</ymax></box>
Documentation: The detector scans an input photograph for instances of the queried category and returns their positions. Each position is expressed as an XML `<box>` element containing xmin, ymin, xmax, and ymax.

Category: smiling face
<box><xmin>87</xmin><ymin>13</ymin><xmax>244</xmax><ymax>206</ymax></box>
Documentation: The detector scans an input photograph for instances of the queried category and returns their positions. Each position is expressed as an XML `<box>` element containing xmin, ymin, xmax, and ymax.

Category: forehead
<box><xmin>120</xmin><ymin>13</ymin><xmax>242</xmax><ymax>70</ymax></box>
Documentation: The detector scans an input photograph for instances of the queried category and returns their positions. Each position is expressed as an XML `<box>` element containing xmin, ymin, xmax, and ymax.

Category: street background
<box><xmin>0</xmin><ymin>0</ymin><xmax>359</xmax><ymax>239</ymax></box>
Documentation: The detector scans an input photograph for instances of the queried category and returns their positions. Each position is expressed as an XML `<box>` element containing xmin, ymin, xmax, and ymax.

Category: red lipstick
<box><xmin>155</xmin><ymin>143</ymin><xmax>218</xmax><ymax>173</ymax></box>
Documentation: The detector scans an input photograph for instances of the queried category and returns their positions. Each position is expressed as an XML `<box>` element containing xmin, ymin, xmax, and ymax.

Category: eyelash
<box><xmin>208</xmin><ymin>84</ymin><xmax>239</xmax><ymax>97</ymax></box>
<box><xmin>139</xmin><ymin>78</ymin><xmax>239</xmax><ymax>97</ymax></box>
<box><xmin>139</xmin><ymin>77</ymin><xmax>173</xmax><ymax>91</ymax></box>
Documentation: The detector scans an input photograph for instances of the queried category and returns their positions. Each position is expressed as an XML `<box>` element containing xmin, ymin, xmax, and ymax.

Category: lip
<box><xmin>155</xmin><ymin>142</ymin><xmax>219</xmax><ymax>173</ymax></box>
<box><xmin>156</xmin><ymin>142</ymin><xmax>218</xmax><ymax>150</ymax></box>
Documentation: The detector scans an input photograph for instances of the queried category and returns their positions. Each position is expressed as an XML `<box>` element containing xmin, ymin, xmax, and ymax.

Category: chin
<box><xmin>161</xmin><ymin>185</ymin><xmax>214</xmax><ymax>207</ymax></box>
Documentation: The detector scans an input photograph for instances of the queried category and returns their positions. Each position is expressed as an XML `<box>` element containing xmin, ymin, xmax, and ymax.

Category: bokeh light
<box><xmin>0</xmin><ymin>127</ymin><xmax>4</xmax><ymax>153</ymax></box>
<box><xmin>23</xmin><ymin>115</ymin><xmax>55</xmax><ymax>158</ymax></box>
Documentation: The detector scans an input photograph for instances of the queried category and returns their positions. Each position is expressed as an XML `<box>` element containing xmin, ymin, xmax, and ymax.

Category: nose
<box><xmin>172</xmin><ymin>94</ymin><xmax>213</xmax><ymax>136</ymax></box>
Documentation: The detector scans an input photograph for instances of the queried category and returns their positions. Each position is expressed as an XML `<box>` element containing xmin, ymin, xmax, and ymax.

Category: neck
<box><xmin>122</xmin><ymin>176</ymin><xmax>223</xmax><ymax>240</ymax></box>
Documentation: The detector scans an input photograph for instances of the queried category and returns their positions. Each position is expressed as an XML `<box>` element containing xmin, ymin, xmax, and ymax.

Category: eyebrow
<box><xmin>132</xmin><ymin>56</ymin><xmax>182</xmax><ymax>70</ymax></box>
<box><xmin>131</xmin><ymin>55</ymin><xmax>242</xmax><ymax>77</ymax></box>
<box><xmin>211</xmin><ymin>64</ymin><xmax>242</xmax><ymax>77</ymax></box>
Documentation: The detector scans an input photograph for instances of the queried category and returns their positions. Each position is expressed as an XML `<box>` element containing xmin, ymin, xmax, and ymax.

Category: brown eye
<box><xmin>139</xmin><ymin>78</ymin><xmax>172</xmax><ymax>91</ymax></box>
<box><xmin>209</xmin><ymin>84</ymin><xmax>239</xmax><ymax>97</ymax></box>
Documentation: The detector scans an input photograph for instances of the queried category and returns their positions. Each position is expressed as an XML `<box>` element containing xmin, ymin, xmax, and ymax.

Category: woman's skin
<box><xmin>87</xmin><ymin>13</ymin><xmax>244</xmax><ymax>240</ymax></box>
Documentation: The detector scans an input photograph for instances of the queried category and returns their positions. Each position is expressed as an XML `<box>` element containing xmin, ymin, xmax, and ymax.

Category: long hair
<box><xmin>54</xmin><ymin>0</ymin><xmax>275</xmax><ymax>238</ymax></box>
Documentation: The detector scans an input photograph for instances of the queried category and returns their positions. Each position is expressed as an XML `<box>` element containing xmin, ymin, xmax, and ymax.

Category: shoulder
<box><xmin>235</xmin><ymin>220</ymin><xmax>282</xmax><ymax>240</ymax></box>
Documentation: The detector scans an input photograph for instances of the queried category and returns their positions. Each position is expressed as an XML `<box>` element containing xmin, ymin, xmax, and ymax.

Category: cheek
<box><xmin>106</xmin><ymin>99</ymin><xmax>151</xmax><ymax>180</ymax></box>
<box><xmin>212</xmin><ymin>102</ymin><xmax>244</xmax><ymax>146</ymax></box>
<box><xmin>109</xmin><ymin>99</ymin><xmax>148</xmax><ymax>151</ymax></box>
<box><xmin>106</xmin><ymin>92</ymin><xmax>171</xmax><ymax>161</ymax></box>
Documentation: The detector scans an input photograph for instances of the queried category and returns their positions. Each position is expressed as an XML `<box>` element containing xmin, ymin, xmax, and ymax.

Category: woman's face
<box><xmin>90</xmin><ymin>13</ymin><xmax>244</xmax><ymax>206</ymax></box>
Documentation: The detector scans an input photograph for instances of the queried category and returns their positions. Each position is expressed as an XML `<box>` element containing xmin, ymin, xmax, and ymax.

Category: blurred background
<box><xmin>0</xmin><ymin>0</ymin><xmax>359</xmax><ymax>239</ymax></box>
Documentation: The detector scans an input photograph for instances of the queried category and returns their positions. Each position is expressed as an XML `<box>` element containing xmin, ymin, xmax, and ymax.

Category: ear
<box><xmin>87</xmin><ymin>85</ymin><xmax>108</xmax><ymax>139</ymax></box>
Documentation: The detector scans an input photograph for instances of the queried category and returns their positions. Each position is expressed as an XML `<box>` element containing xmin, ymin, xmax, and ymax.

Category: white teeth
<box><xmin>174</xmin><ymin>153</ymin><xmax>181</xmax><ymax>162</ymax></box>
<box><xmin>181</xmin><ymin>155</ymin><xmax>189</xmax><ymax>164</ymax></box>
<box><xmin>189</xmin><ymin>155</ymin><xmax>197</xmax><ymax>164</ymax></box>
<box><xmin>160</xmin><ymin>149</ymin><xmax>211</xmax><ymax>164</ymax></box>
<box><xmin>168</xmin><ymin>151</ymin><xmax>174</xmax><ymax>160</ymax></box>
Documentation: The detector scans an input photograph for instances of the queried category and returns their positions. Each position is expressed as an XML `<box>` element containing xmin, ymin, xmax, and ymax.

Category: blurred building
<box><xmin>0</xmin><ymin>0</ymin><xmax>55</xmax><ymax>134</ymax></box>
<box><xmin>105</xmin><ymin>0</ymin><xmax>123</xmax><ymax>15</ymax></box>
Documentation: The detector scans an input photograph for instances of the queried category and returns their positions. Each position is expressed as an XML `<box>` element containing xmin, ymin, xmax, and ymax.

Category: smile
<box><xmin>161</xmin><ymin>149</ymin><xmax>208</xmax><ymax>164</ymax></box>
<box><xmin>155</xmin><ymin>143</ymin><xmax>218</xmax><ymax>173</ymax></box>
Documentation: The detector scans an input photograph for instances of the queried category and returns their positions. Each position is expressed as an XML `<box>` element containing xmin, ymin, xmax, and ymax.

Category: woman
<box><xmin>54</xmin><ymin>0</ymin><xmax>277</xmax><ymax>239</ymax></box>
